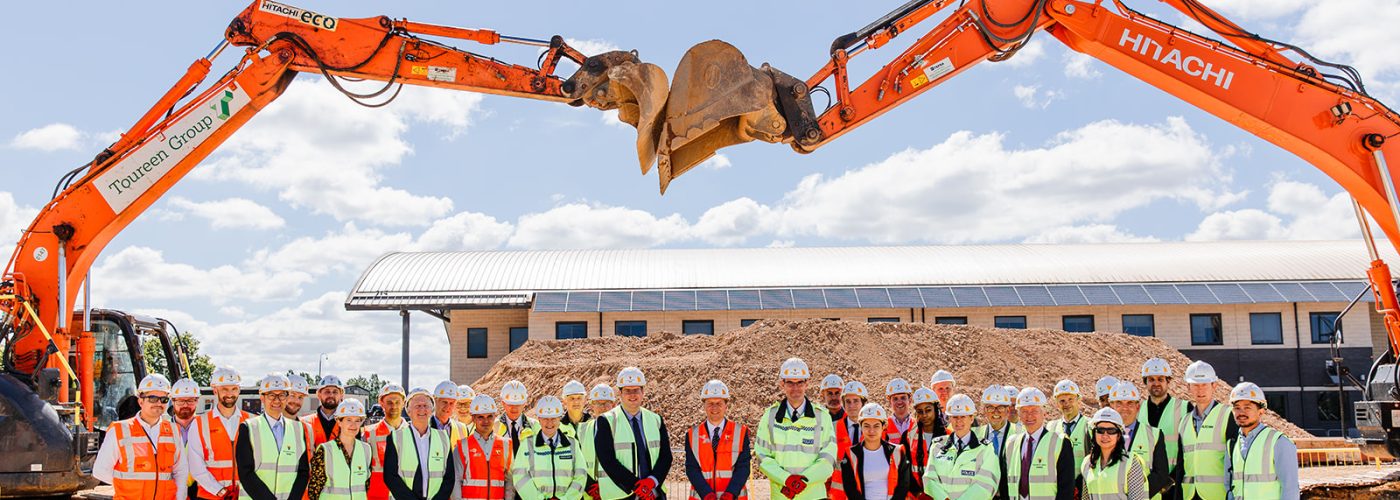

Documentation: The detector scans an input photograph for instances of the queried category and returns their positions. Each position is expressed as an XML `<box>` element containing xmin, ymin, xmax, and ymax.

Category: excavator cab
<box><xmin>70</xmin><ymin>310</ymin><xmax>191</xmax><ymax>428</ymax></box>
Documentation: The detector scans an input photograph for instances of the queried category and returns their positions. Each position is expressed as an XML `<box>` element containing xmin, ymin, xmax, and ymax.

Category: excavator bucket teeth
<box><xmin>656</xmin><ymin>40</ymin><xmax>787</xmax><ymax>193</ymax></box>
<box><xmin>562</xmin><ymin>50</ymin><xmax>669</xmax><ymax>174</ymax></box>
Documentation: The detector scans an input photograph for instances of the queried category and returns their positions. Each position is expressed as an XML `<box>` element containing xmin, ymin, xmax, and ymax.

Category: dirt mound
<box><xmin>473</xmin><ymin>320</ymin><xmax>1308</xmax><ymax>470</ymax></box>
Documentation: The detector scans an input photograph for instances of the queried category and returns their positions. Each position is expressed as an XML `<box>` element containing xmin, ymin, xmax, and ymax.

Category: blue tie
<box><xmin>630</xmin><ymin>415</ymin><xmax>652</xmax><ymax>479</ymax></box>
<box><xmin>992</xmin><ymin>430</ymin><xmax>1002</xmax><ymax>454</ymax></box>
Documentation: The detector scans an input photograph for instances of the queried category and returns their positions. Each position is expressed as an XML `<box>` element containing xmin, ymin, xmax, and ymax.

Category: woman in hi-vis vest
<box><xmin>1080</xmin><ymin>408</ymin><xmax>1148</xmax><ymax>500</ymax></box>
<box><xmin>308</xmin><ymin>399</ymin><xmax>372</xmax><ymax>499</ymax></box>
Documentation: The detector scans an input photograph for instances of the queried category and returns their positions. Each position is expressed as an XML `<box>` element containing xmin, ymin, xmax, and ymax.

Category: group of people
<box><xmin>94</xmin><ymin>356</ymin><xmax>1297</xmax><ymax>500</ymax></box>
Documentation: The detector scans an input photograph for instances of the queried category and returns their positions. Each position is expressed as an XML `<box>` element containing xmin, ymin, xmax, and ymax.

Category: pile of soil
<box><xmin>473</xmin><ymin>320</ymin><xmax>1309</xmax><ymax>475</ymax></box>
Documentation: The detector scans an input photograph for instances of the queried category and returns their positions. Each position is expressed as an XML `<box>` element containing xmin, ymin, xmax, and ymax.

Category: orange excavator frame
<box><xmin>0</xmin><ymin>1</ymin><xmax>595</xmax><ymax>429</ymax></box>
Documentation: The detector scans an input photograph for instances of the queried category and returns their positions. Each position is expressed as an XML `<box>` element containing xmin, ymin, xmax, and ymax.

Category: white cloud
<box><xmin>90</xmin><ymin>246</ymin><xmax>312</xmax><ymax>305</ymax></box>
<box><xmin>167</xmin><ymin>197</ymin><xmax>285</xmax><ymax>230</ymax></box>
<box><xmin>247</xmin><ymin>223</ymin><xmax>414</xmax><ymax>277</ymax></box>
<box><xmin>692</xmin><ymin>198</ymin><xmax>775</xmax><ymax>246</ymax></box>
<box><xmin>1293</xmin><ymin>0</ymin><xmax>1400</xmax><ymax>99</ymax></box>
<box><xmin>1187</xmin><ymin>179</ymin><xmax>1359</xmax><ymax>240</ymax></box>
<box><xmin>508</xmin><ymin>202</ymin><xmax>691</xmax><ymax>249</ymax></box>
<box><xmin>1012</xmin><ymin>85</ymin><xmax>1064</xmax><ymax>109</ymax></box>
<box><xmin>600</xmin><ymin>109</ymin><xmax>630</xmax><ymax>128</ymax></box>
<box><xmin>1063</xmin><ymin>52</ymin><xmax>1102</xmax><ymax>80</ymax></box>
<box><xmin>997</xmin><ymin>39</ymin><xmax>1047</xmax><ymax>68</ymax></box>
<box><xmin>698</xmin><ymin>154</ymin><xmax>732</xmax><ymax>170</ymax></box>
<box><xmin>10</xmin><ymin>123</ymin><xmax>84</xmax><ymax>151</ymax></box>
<box><xmin>565</xmin><ymin>38</ymin><xmax>622</xmax><ymax>57</ymax></box>
<box><xmin>1204</xmin><ymin>0</ymin><xmax>1309</xmax><ymax>20</ymax></box>
<box><xmin>196</xmin><ymin>78</ymin><xmax>480</xmax><ymax>226</ymax></box>
<box><xmin>416</xmin><ymin>212</ymin><xmax>515</xmax><ymax>251</ymax></box>
<box><xmin>1024</xmin><ymin>224</ymin><xmax>1159</xmax><ymax>244</ymax></box>
<box><xmin>0</xmin><ymin>192</ymin><xmax>38</xmax><ymax>260</ymax></box>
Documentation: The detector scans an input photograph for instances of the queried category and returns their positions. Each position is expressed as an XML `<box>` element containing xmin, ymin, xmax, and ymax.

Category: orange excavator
<box><xmin>0</xmin><ymin>1</ymin><xmax>632</xmax><ymax>496</ymax></box>
<box><xmin>569</xmin><ymin>0</ymin><xmax>1400</xmax><ymax>455</ymax></box>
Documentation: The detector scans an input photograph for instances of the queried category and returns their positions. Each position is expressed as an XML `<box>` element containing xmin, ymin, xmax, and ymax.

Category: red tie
<box><xmin>1019</xmin><ymin>434</ymin><xmax>1036</xmax><ymax>498</ymax></box>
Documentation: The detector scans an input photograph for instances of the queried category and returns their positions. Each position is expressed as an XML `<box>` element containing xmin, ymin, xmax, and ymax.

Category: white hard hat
<box><xmin>171</xmin><ymin>378</ymin><xmax>200</xmax><ymax>399</ymax></box>
<box><xmin>470</xmin><ymin>394</ymin><xmax>498</xmax><ymax>415</ymax></box>
<box><xmin>334</xmin><ymin>399</ymin><xmax>366</xmax><ymax>419</ymax></box>
<box><xmin>458</xmin><ymin>385</ymin><xmax>477</xmax><ymax>400</ymax></box>
<box><xmin>912</xmin><ymin>387</ymin><xmax>938</xmax><ymax>407</ymax></box>
<box><xmin>842</xmin><ymin>381</ymin><xmax>869</xmax><ymax>399</ymax></box>
<box><xmin>1141</xmin><ymin>358</ymin><xmax>1173</xmax><ymax>378</ymax></box>
<box><xmin>1053</xmin><ymin>380</ymin><xmax>1081</xmax><ymax>398</ymax></box>
<box><xmin>820</xmin><ymin>374</ymin><xmax>845</xmax><ymax>391</ymax></box>
<box><xmin>500</xmin><ymin>380</ymin><xmax>529</xmax><ymax>405</ymax></box>
<box><xmin>980</xmin><ymin>386</ymin><xmax>1012</xmax><ymax>406</ymax></box>
<box><xmin>210</xmin><ymin>367</ymin><xmax>242</xmax><ymax>388</ymax></box>
<box><xmin>1003</xmin><ymin>385</ymin><xmax>1019</xmax><ymax>400</ymax></box>
<box><xmin>945</xmin><ymin>394</ymin><xmax>977</xmax><ymax>417</ymax></box>
<box><xmin>379</xmin><ymin>383</ymin><xmax>406</xmax><ymax>398</ymax></box>
<box><xmin>858</xmin><ymin>402</ymin><xmax>888</xmax><ymax>422</ymax></box>
<box><xmin>562</xmin><ymin>380</ymin><xmax>587</xmax><ymax>397</ymax></box>
<box><xmin>139</xmin><ymin>374</ymin><xmax>172</xmax><ymax>395</ymax></box>
<box><xmin>434</xmin><ymin>380</ymin><xmax>460</xmax><ymax>400</ymax></box>
<box><xmin>287</xmin><ymin>374</ymin><xmax>309</xmax><ymax>395</ymax></box>
<box><xmin>1184</xmin><ymin>360</ymin><xmax>1219</xmax><ymax>384</ymax></box>
<box><xmin>535</xmin><ymin>395</ymin><xmax>565</xmax><ymax>419</ymax></box>
<box><xmin>929</xmin><ymin>370</ymin><xmax>955</xmax><ymax>387</ymax></box>
<box><xmin>617</xmin><ymin>367</ymin><xmax>647</xmax><ymax>388</ymax></box>
<box><xmin>1095</xmin><ymin>376</ymin><xmax>1119</xmax><ymax>398</ymax></box>
<box><xmin>1016</xmin><ymin>387</ymin><xmax>1048</xmax><ymax>408</ymax></box>
<box><xmin>260</xmin><ymin>374</ymin><xmax>291</xmax><ymax>394</ymax></box>
<box><xmin>589</xmin><ymin>384</ymin><xmax>617</xmax><ymax>402</ymax></box>
<box><xmin>318</xmin><ymin>375</ymin><xmax>344</xmax><ymax>390</ymax></box>
<box><xmin>406</xmin><ymin>386</ymin><xmax>433</xmax><ymax>402</ymax></box>
<box><xmin>886</xmin><ymin>378</ymin><xmax>913</xmax><ymax>396</ymax></box>
<box><xmin>1230</xmin><ymin>382</ymin><xmax>1267</xmax><ymax>406</ymax></box>
<box><xmin>779</xmin><ymin>358</ymin><xmax>810</xmax><ymax>380</ymax></box>
<box><xmin>1109</xmin><ymin>381</ymin><xmax>1142</xmax><ymax>402</ymax></box>
<box><xmin>700</xmin><ymin>379</ymin><xmax>732</xmax><ymax>400</ymax></box>
<box><xmin>1090</xmin><ymin>407</ymin><xmax>1124</xmax><ymax>428</ymax></box>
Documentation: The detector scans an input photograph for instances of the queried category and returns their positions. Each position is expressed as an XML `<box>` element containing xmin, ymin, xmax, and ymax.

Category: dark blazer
<box><xmin>234</xmin><ymin>420</ymin><xmax>309</xmax><ymax>500</ymax></box>
<box><xmin>382</xmin><ymin>427</ymin><xmax>457</xmax><ymax>500</ymax></box>
<box><xmin>594</xmin><ymin>411</ymin><xmax>673</xmax><ymax>500</ymax></box>
<box><xmin>996</xmin><ymin>429</ymin><xmax>1077</xmax><ymax>500</ymax></box>
<box><xmin>683</xmin><ymin>421</ymin><xmax>752</xmax><ymax>499</ymax></box>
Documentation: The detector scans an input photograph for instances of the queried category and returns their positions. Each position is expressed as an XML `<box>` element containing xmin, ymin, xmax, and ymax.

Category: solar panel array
<box><xmin>532</xmin><ymin>281</ymin><xmax>1369</xmax><ymax>312</ymax></box>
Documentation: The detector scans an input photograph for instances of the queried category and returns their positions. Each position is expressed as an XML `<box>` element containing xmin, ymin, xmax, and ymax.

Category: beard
<box><xmin>322</xmin><ymin>399</ymin><xmax>340</xmax><ymax>411</ymax></box>
<box><xmin>175</xmin><ymin>408</ymin><xmax>196</xmax><ymax>420</ymax></box>
<box><xmin>219</xmin><ymin>395</ymin><xmax>238</xmax><ymax>409</ymax></box>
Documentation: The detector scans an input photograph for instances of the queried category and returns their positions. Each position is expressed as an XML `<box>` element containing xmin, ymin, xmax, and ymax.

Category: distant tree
<box><xmin>347</xmin><ymin>374</ymin><xmax>389</xmax><ymax>395</ymax></box>
<box><xmin>142</xmin><ymin>332</ymin><xmax>215</xmax><ymax>385</ymax></box>
<box><xmin>286</xmin><ymin>370</ymin><xmax>322</xmax><ymax>387</ymax></box>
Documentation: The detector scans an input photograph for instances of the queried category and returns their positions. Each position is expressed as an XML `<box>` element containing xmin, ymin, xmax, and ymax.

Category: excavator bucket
<box><xmin>562</xmin><ymin>50</ymin><xmax>670</xmax><ymax>174</ymax></box>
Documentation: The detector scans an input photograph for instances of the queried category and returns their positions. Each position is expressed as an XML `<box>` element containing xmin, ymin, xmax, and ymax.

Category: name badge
<box><xmin>802</xmin><ymin>438</ymin><xmax>814</xmax><ymax>445</ymax></box>
<box><xmin>961</xmin><ymin>470</ymin><xmax>976</xmax><ymax>477</ymax></box>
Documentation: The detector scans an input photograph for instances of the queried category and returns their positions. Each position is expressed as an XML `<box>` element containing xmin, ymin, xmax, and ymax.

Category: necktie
<box><xmin>631</xmin><ymin>415</ymin><xmax>652</xmax><ymax>479</ymax></box>
<box><xmin>850</xmin><ymin>423</ymin><xmax>859</xmax><ymax>443</ymax></box>
<box><xmin>992</xmin><ymin>430</ymin><xmax>1002</xmax><ymax>455</ymax></box>
<box><xmin>712</xmin><ymin>425</ymin><xmax>722</xmax><ymax>449</ymax></box>
<box><xmin>1019</xmin><ymin>435</ymin><xmax>1035</xmax><ymax>498</ymax></box>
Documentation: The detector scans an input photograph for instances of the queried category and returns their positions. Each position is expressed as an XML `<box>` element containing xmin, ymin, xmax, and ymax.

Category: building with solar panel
<box><xmin>345</xmin><ymin>240</ymin><xmax>1392</xmax><ymax>435</ymax></box>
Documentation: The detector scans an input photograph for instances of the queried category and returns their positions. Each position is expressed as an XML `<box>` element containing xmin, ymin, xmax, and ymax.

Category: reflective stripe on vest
<box><xmin>828</xmin><ymin>416</ymin><xmax>856</xmax><ymax>496</ymax></box>
<box><xmin>1082</xmin><ymin>454</ymin><xmax>1147</xmax><ymax>500</ymax></box>
<box><xmin>110</xmin><ymin>417</ymin><xmax>181</xmax><ymax>500</ymax></box>
<box><xmin>1230</xmin><ymin>426</ymin><xmax>1284</xmax><ymax>500</ymax></box>
<box><xmin>1046</xmin><ymin>416</ymin><xmax>1087</xmax><ymax>479</ymax></box>
<box><xmin>390</xmin><ymin>426</ymin><xmax>448</xmax><ymax>498</ymax></box>
<box><xmin>1180</xmin><ymin>402</ymin><xmax>1231</xmax><ymax>500</ymax></box>
<box><xmin>599</xmin><ymin>407</ymin><xmax>666</xmax><ymax>499</ymax></box>
<box><xmin>848</xmin><ymin>446</ymin><xmax>901</xmax><ymax>499</ymax></box>
<box><xmin>1003</xmin><ymin>430</ymin><xmax>1065</xmax><ymax>499</ymax></box>
<box><xmin>1140</xmin><ymin>397</ymin><xmax>1187</xmax><ymax>471</ymax></box>
<box><xmin>239</xmin><ymin>415</ymin><xmax>305</xmax><ymax>500</ymax></box>
<box><xmin>196</xmin><ymin>410</ymin><xmax>248</xmax><ymax>498</ymax></box>
<box><xmin>361</xmin><ymin>420</ymin><xmax>402</xmax><ymax>500</ymax></box>
<box><xmin>459</xmin><ymin>434</ymin><xmax>511</xmax><ymax>499</ymax></box>
<box><xmin>301</xmin><ymin>413</ymin><xmax>335</xmax><ymax>450</ymax></box>
<box><xmin>517</xmin><ymin>433</ymin><xmax>585</xmax><ymax>499</ymax></box>
<box><xmin>923</xmin><ymin>437</ymin><xmax>998</xmax><ymax>498</ymax></box>
<box><xmin>687</xmin><ymin>421</ymin><xmax>749</xmax><ymax>500</ymax></box>
<box><xmin>320</xmin><ymin>440</ymin><xmax>371</xmax><ymax>500</ymax></box>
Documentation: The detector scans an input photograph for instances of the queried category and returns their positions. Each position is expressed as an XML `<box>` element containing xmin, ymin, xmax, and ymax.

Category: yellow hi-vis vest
<box><xmin>1082</xmin><ymin>453</ymin><xmax>1148</xmax><ymax>500</ymax></box>
<box><xmin>1126</xmin><ymin>422</ymin><xmax>1163</xmax><ymax>500</ymax></box>
<box><xmin>319</xmin><ymin>440</ymin><xmax>371</xmax><ymax>500</ymax></box>
<box><xmin>754</xmin><ymin>400</ymin><xmax>836</xmax><ymax>500</ymax></box>
<box><xmin>922</xmin><ymin>434</ymin><xmax>1000</xmax><ymax>500</ymax></box>
<box><xmin>1230</xmin><ymin>426</ymin><xmax>1285</xmax><ymax>500</ymax></box>
<box><xmin>598</xmin><ymin>407</ymin><xmax>666</xmax><ymax>500</ymax></box>
<box><xmin>1003</xmin><ymin>429</ymin><xmax>1066</xmax><ymax>499</ymax></box>
<box><xmin>1046</xmin><ymin>415</ymin><xmax>1087</xmax><ymax>479</ymax></box>
<box><xmin>1179</xmin><ymin>402</ymin><xmax>1231</xmax><ymax>500</ymax></box>
<box><xmin>578</xmin><ymin>418</ymin><xmax>600</xmax><ymax>480</ymax></box>
<box><xmin>240</xmin><ymin>415</ymin><xmax>306</xmax><ymax>500</ymax></box>
<box><xmin>391</xmin><ymin>426</ymin><xmax>450</xmax><ymax>498</ymax></box>
<box><xmin>512</xmin><ymin>431</ymin><xmax>587</xmax><ymax>500</ymax></box>
<box><xmin>1139</xmin><ymin>396</ymin><xmax>1187</xmax><ymax>472</ymax></box>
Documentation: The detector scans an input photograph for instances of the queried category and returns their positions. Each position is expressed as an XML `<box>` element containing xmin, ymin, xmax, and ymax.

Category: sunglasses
<box><xmin>1094</xmin><ymin>427</ymin><xmax>1121</xmax><ymax>435</ymax></box>
<box><xmin>142</xmin><ymin>396</ymin><xmax>171</xmax><ymax>404</ymax></box>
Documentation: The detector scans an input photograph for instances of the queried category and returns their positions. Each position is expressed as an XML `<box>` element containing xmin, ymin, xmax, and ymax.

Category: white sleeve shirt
<box><xmin>93</xmin><ymin>417</ymin><xmax>188</xmax><ymax>500</ymax></box>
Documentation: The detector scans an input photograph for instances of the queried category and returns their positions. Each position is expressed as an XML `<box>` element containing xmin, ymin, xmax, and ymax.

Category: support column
<box><xmin>401</xmin><ymin>309</ymin><xmax>410</xmax><ymax>388</ymax></box>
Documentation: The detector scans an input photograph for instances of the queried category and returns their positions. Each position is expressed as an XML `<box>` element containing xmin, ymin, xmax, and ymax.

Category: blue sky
<box><xmin>2</xmin><ymin>0</ymin><xmax>1397</xmax><ymax>385</ymax></box>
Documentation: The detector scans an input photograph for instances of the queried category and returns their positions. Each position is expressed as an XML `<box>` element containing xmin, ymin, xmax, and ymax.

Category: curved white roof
<box><xmin>347</xmin><ymin>240</ymin><xmax>1392</xmax><ymax>299</ymax></box>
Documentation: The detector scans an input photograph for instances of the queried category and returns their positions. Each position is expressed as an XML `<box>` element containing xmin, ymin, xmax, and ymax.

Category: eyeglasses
<box><xmin>264</xmin><ymin>392</ymin><xmax>289</xmax><ymax>401</ymax></box>
<box><xmin>1094</xmin><ymin>427</ymin><xmax>1121</xmax><ymax>435</ymax></box>
<box><xmin>142</xmin><ymin>396</ymin><xmax>170</xmax><ymax>404</ymax></box>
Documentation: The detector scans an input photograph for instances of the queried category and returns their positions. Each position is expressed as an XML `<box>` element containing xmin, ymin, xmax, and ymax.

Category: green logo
<box><xmin>210</xmin><ymin>90</ymin><xmax>234</xmax><ymax>120</ymax></box>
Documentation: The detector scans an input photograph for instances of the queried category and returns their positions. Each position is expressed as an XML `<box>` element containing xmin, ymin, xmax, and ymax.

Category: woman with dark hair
<box><xmin>1081</xmin><ymin>408</ymin><xmax>1147</xmax><ymax>500</ymax></box>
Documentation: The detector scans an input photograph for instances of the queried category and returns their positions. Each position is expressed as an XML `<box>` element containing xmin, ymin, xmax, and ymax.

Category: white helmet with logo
<box><xmin>1230</xmin><ymin>382</ymin><xmax>1267</xmax><ymax>406</ymax></box>
<box><xmin>406</xmin><ymin>387</ymin><xmax>433</xmax><ymax>403</ymax></box>
<box><xmin>1016</xmin><ymin>387</ymin><xmax>1048</xmax><ymax>408</ymax></box>
<box><xmin>1141</xmin><ymin>358</ymin><xmax>1173</xmax><ymax>378</ymax></box>
<box><xmin>821</xmin><ymin>374</ymin><xmax>844</xmax><ymax>391</ymax></box>
<box><xmin>886</xmin><ymin>378</ymin><xmax>913</xmax><ymax>396</ymax></box>
<box><xmin>260</xmin><ymin>374</ymin><xmax>291</xmax><ymax>394</ymax></box>
<box><xmin>779</xmin><ymin>358</ymin><xmax>810</xmax><ymax>380</ymax></box>
<box><xmin>1095</xmin><ymin>376</ymin><xmax>1119</xmax><ymax>398</ymax></box>
<box><xmin>319</xmin><ymin>375</ymin><xmax>344</xmax><ymax>390</ymax></box>
<box><xmin>535</xmin><ymin>396</ymin><xmax>565</xmax><ymax>419</ymax></box>
<box><xmin>139</xmin><ymin>374</ymin><xmax>172</xmax><ymax>395</ymax></box>
<box><xmin>562</xmin><ymin>380</ymin><xmax>587</xmax><ymax>397</ymax></box>
<box><xmin>334</xmin><ymin>399</ymin><xmax>366</xmax><ymax>419</ymax></box>
<box><xmin>858</xmin><ymin>403</ymin><xmax>888</xmax><ymax>422</ymax></box>
<box><xmin>980</xmin><ymin>386</ymin><xmax>1012</xmax><ymax>406</ymax></box>
<box><xmin>210</xmin><ymin>367</ymin><xmax>241</xmax><ymax>388</ymax></box>
<box><xmin>912</xmin><ymin>387</ymin><xmax>937</xmax><ymax>407</ymax></box>
<box><xmin>929</xmin><ymin>370</ymin><xmax>955</xmax><ymax>387</ymax></box>
<box><xmin>945</xmin><ymin>394</ymin><xmax>977</xmax><ymax>417</ymax></box>
<box><xmin>171</xmin><ymin>378</ymin><xmax>200</xmax><ymax>399</ymax></box>
<box><xmin>500</xmin><ymin>380</ymin><xmax>529</xmax><ymax>405</ymax></box>
<box><xmin>700</xmin><ymin>379</ymin><xmax>732</xmax><ymax>400</ymax></box>
<box><xmin>1109</xmin><ymin>381</ymin><xmax>1142</xmax><ymax>402</ymax></box>
<box><xmin>470</xmin><ymin>394</ymin><xmax>498</xmax><ymax>415</ymax></box>
<box><xmin>287</xmin><ymin>374</ymin><xmax>309</xmax><ymax>395</ymax></box>
<box><xmin>433</xmin><ymin>380</ymin><xmax>460</xmax><ymax>400</ymax></box>
<box><xmin>1003</xmin><ymin>385</ymin><xmax>1019</xmax><ymax>401</ymax></box>
<box><xmin>1090</xmin><ymin>407</ymin><xmax>1124</xmax><ymax>428</ymax></box>
<box><xmin>1053</xmin><ymin>380</ymin><xmax>1081</xmax><ymax>398</ymax></box>
<box><xmin>380</xmin><ymin>384</ymin><xmax>406</xmax><ymax>399</ymax></box>
<box><xmin>458</xmin><ymin>385</ymin><xmax>477</xmax><ymax>400</ymax></box>
<box><xmin>1184</xmin><ymin>360</ymin><xmax>1219</xmax><ymax>384</ymax></box>
<box><xmin>842</xmin><ymin>381</ymin><xmax>869</xmax><ymax>399</ymax></box>
<box><xmin>589</xmin><ymin>384</ymin><xmax>617</xmax><ymax>402</ymax></box>
<box><xmin>617</xmin><ymin>367</ymin><xmax>647</xmax><ymax>388</ymax></box>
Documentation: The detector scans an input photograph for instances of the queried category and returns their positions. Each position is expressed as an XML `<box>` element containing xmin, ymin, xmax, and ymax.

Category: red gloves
<box><xmin>783</xmin><ymin>475</ymin><xmax>808</xmax><ymax>497</ymax></box>
<box><xmin>587</xmin><ymin>483</ymin><xmax>600</xmax><ymax>500</ymax></box>
<box><xmin>718</xmin><ymin>493</ymin><xmax>735</xmax><ymax>500</ymax></box>
<box><xmin>635</xmin><ymin>477</ymin><xmax>659</xmax><ymax>500</ymax></box>
<box><xmin>703</xmin><ymin>494</ymin><xmax>717</xmax><ymax>500</ymax></box>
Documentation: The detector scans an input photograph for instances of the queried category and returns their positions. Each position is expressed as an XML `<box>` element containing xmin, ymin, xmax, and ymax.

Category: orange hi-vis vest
<box><xmin>362</xmin><ymin>419</ymin><xmax>403</xmax><ymax>500</ymax></box>
<box><xmin>301</xmin><ymin>412</ymin><xmax>336</xmax><ymax>450</ymax></box>
<box><xmin>687</xmin><ymin>421</ymin><xmax>749</xmax><ymax>500</ymax></box>
<box><xmin>194</xmin><ymin>409</ymin><xmax>251</xmax><ymax>499</ymax></box>
<box><xmin>901</xmin><ymin>426</ymin><xmax>935</xmax><ymax>479</ymax></box>
<box><xmin>846</xmin><ymin>445</ymin><xmax>902</xmax><ymax>500</ymax></box>
<box><xmin>884</xmin><ymin>416</ymin><xmax>913</xmax><ymax>445</ymax></box>
<box><xmin>458</xmin><ymin>434</ymin><xmax>513</xmax><ymax>499</ymax></box>
<box><xmin>108</xmin><ymin>416</ymin><xmax>182</xmax><ymax>500</ymax></box>
<box><xmin>829</xmin><ymin>416</ymin><xmax>860</xmax><ymax>498</ymax></box>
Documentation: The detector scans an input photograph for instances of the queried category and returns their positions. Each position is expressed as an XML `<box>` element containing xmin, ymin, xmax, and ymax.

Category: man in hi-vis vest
<box><xmin>594</xmin><ymin>367</ymin><xmax>672</xmax><ymax>500</ymax></box>
<box><xmin>755</xmin><ymin>357</ymin><xmax>837</xmax><ymax>500</ymax></box>
<box><xmin>384</xmin><ymin>387</ymin><xmax>457</xmax><ymax>500</ymax></box>
<box><xmin>236</xmin><ymin>374</ymin><xmax>310</xmax><ymax>500</ymax></box>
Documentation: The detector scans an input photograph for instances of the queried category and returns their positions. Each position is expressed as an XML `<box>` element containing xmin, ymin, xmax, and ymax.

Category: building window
<box><xmin>823</xmin><ymin>318</ymin><xmax>841</xmax><ymax>321</ymax></box>
<box><xmin>994</xmin><ymin>316</ymin><xmax>1027</xmax><ymax>329</ymax></box>
<box><xmin>1249</xmin><ymin>313</ymin><xmax>1283</xmax><ymax>345</ymax></box>
<box><xmin>1062</xmin><ymin>315</ymin><xmax>1095</xmax><ymax>333</ymax></box>
<box><xmin>740</xmin><ymin>319</ymin><xmax>760</xmax><ymax>327</ymax></box>
<box><xmin>1189</xmin><ymin>314</ymin><xmax>1223</xmax><ymax>345</ymax></box>
<box><xmin>555</xmin><ymin>322</ymin><xmax>588</xmax><ymax>340</ymax></box>
<box><xmin>1266</xmin><ymin>393</ymin><xmax>1288</xmax><ymax>420</ymax></box>
<box><xmin>1121</xmin><ymin>315</ymin><xmax>1154</xmax><ymax>337</ymax></box>
<box><xmin>682</xmin><ymin>320</ymin><xmax>714</xmax><ymax>335</ymax></box>
<box><xmin>868</xmin><ymin>317</ymin><xmax>900</xmax><ymax>323</ymax></box>
<box><xmin>1311</xmin><ymin>312</ymin><xmax>1340</xmax><ymax>344</ymax></box>
<box><xmin>1318</xmin><ymin>392</ymin><xmax>1343</xmax><ymax>422</ymax></box>
<box><xmin>615</xmin><ymin>321</ymin><xmax>647</xmax><ymax>337</ymax></box>
<box><xmin>935</xmin><ymin>316</ymin><xmax>968</xmax><ymax>325</ymax></box>
<box><xmin>508</xmin><ymin>327</ymin><xmax>528</xmax><ymax>352</ymax></box>
<box><xmin>467</xmin><ymin>328</ymin><xmax>488</xmax><ymax>358</ymax></box>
